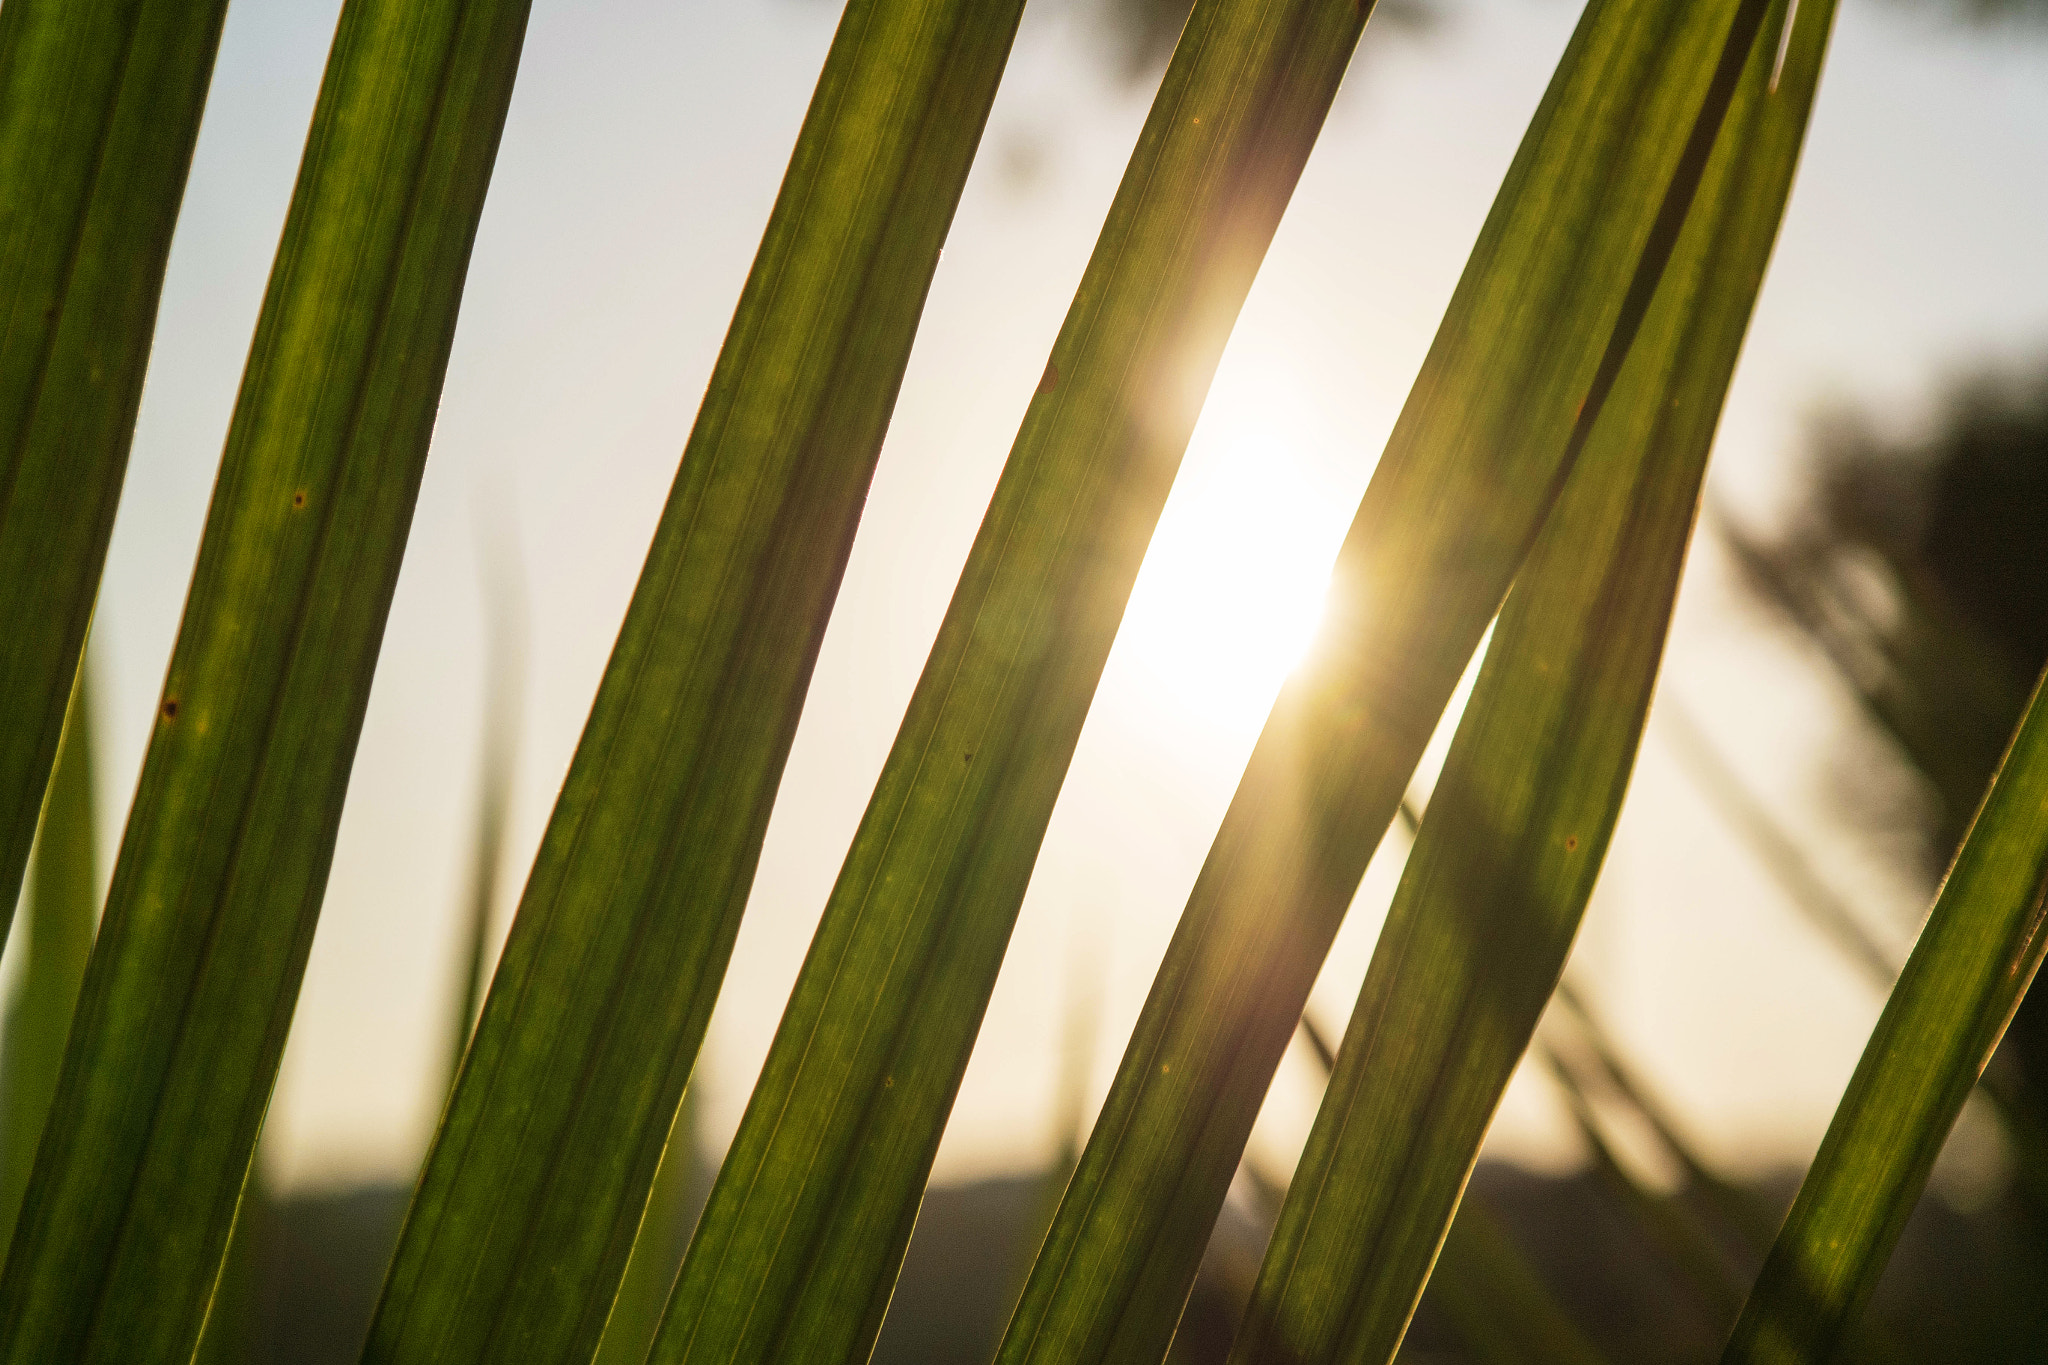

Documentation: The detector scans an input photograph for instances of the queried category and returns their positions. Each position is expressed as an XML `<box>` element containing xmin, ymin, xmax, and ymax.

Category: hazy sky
<box><xmin>26</xmin><ymin>0</ymin><xmax>2048</xmax><ymax>1198</ymax></box>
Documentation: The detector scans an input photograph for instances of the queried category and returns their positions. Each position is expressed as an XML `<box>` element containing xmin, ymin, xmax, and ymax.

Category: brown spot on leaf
<box><xmin>162</xmin><ymin>698</ymin><xmax>179</xmax><ymax>721</ymax></box>
<box><xmin>1038</xmin><ymin>361</ymin><xmax>1059</xmax><ymax>395</ymax></box>
<box><xmin>1564</xmin><ymin>835</ymin><xmax>1579</xmax><ymax>852</ymax></box>
<box><xmin>292</xmin><ymin>490</ymin><xmax>307</xmax><ymax>509</ymax></box>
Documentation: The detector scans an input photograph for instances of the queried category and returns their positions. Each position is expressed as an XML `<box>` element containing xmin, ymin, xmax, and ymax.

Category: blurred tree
<box><xmin>1094</xmin><ymin>0</ymin><xmax>1436</xmax><ymax>79</ymax></box>
<box><xmin>1090</xmin><ymin>0</ymin><xmax>2048</xmax><ymax>86</ymax></box>
<box><xmin>1944</xmin><ymin>0</ymin><xmax>2048</xmax><ymax>21</ymax></box>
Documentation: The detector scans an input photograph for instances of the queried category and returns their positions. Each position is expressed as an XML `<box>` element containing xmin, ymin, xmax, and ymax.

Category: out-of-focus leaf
<box><xmin>1542</xmin><ymin>1045</ymin><xmax>1746</xmax><ymax>1322</ymax></box>
<box><xmin>1720</xmin><ymin>703</ymin><xmax>2048</xmax><ymax>1363</ymax></box>
<box><xmin>1428</xmin><ymin>1199</ymin><xmax>1613</xmax><ymax>1365</ymax></box>
<box><xmin>650</xmin><ymin>3</ymin><xmax>1375</xmax><ymax>1363</ymax></box>
<box><xmin>1657</xmin><ymin>702</ymin><xmax>1900</xmax><ymax>987</ymax></box>
<box><xmin>999</xmin><ymin>2</ymin><xmax>1784</xmax><ymax>1361</ymax></box>
<box><xmin>1552</xmin><ymin>985</ymin><xmax>1780</xmax><ymax>1253</ymax></box>
<box><xmin>0</xmin><ymin>0</ymin><xmax>230</xmax><ymax>928</ymax></box>
<box><xmin>1223</xmin><ymin>7</ymin><xmax>1833</xmax><ymax>1358</ymax></box>
<box><xmin>0</xmin><ymin>661</ymin><xmax>98</xmax><ymax>1245</ymax></box>
<box><xmin>0</xmin><ymin>0</ymin><xmax>532</xmax><ymax>1356</ymax></box>
<box><xmin>592</xmin><ymin>1090</ymin><xmax>708</xmax><ymax>1365</ymax></box>
<box><xmin>190</xmin><ymin>1165</ymin><xmax>267</xmax><ymax>1365</ymax></box>
<box><xmin>443</xmin><ymin>531</ymin><xmax>524</xmax><ymax>1093</ymax></box>
<box><xmin>362</xmin><ymin>6</ymin><xmax>1030</xmax><ymax>1362</ymax></box>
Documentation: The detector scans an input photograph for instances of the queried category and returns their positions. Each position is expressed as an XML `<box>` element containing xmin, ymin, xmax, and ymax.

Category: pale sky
<box><xmin>24</xmin><ymin>0</ymin><xmax>2048</xmax><ymax>1199</ymax></box>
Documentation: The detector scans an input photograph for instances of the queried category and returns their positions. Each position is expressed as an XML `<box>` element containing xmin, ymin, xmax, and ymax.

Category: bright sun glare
<box><xmin>1114</xmin><ymin>347</ymin><xmax>1367</xmax><ymax>746</ymax></box>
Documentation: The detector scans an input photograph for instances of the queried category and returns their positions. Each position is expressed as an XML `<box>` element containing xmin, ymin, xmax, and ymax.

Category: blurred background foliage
<box><xmin>1091</xmin><ymin>0</ymin><xmax>2045</xmax><ymax>79</ymax></box>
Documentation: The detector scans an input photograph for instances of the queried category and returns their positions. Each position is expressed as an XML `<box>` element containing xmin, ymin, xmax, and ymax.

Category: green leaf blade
<box><xmin>996</xmin><ymin>2</ymin><xmax>1783</xmax><ymax>1362</ymax></box>
<box><xmin>0</xmin><ymin>0</ymin><xmax>533</xmax><ymax>1356</ymax></box>
<box><xmin>1721</xmin><ymin>648</ymin><xmax>2048</xmax><ymax>1356</ymax></box>
<box><xmin>0</xmin><ymin>0</ymin><xmax>231</xmax><ymax>933</ymax></box>
<box><xmin>1227</xmin><ymin>4</ymin><xmax>1835</xmax><ymax>1362</ymax></box>
<box><xmin>648</xmin><ymin>4</ymin><xmax>1374</xmax><ymax>1363</ymax></box>
<box><xmin>360</xmin><ymin>5</ymin><xmax>1029</xmax><ymax>1362</ymax></box>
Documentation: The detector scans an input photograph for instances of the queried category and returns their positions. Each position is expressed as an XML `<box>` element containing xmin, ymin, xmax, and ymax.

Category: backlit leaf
<box><xmin>1228</xmin><ymin>5</ymin><xmax>1831</xmax><ymax>1360</ymax></box>
<box><xmin>0</xmin><ymin>0</ymin><xmax>230</xmax><ymax>928</ymax></box>
<box><xmin>362</xmin><ymin>5</ymin><xmax>1030</xmax><ymax>1361</ymax></box>
<box><xmin>1721</xmin><ymin>664</ymin><xmax>2048</xmax><ymax>1363</ymax></box>
<box><xmin>1000</xmin><ymin>2</ymin><xmax>1784</xmax><ymax>1360</ymax></box>
<box><xmin>650</xmin><ymin>3</ymin><xmax>1377</xmax><ymax>1362</ymax></box>
<box><xmin>0</xmin><ymin>0</ymin><xmax>532</xmax><ymax>1355</ymax></box>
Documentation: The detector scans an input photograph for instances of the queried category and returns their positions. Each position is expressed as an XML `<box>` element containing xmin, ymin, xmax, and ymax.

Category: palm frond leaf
<box><xmin>649</xmin><ymin>2</ymin><xmax>1376</xmax><ymax>1362</ymax></box>
<box><xmin>1227</xmin><ymin>5</ymin><xmax>1831</xmax><ymax>1360</ymax></box>
<box><xmin>998</xmin><ymin>1</ymin><xmax>1787</xmax><ymax>1360</ymax></box>
<box><xmin>361</xmin><ymin>5</ymin><xmax>1029</xmax><ymax>1361</ymax></box>
<box><xmin>1721</xmin><ymin>688</ymin><xmax>2048</xmax><ymax>1361</ymax></box>
<box><xmin>0</xmin><ymin>0</ymin><xmax>532</xmax><ymax>1354</ymax></box>
<box><xmin>0</xmin><ymin>0</ymin><xmax>230</xmax><ymax>926</ymax></box>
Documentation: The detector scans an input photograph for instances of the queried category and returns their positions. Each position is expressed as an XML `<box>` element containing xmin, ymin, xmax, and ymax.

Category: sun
<box><xmin>1111</xmin><ymin>346</ymin><xmax>1367</xmax><ymax>753</ymax></box>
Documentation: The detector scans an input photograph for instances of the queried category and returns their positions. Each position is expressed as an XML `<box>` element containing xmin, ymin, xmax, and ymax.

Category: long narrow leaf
<box><xmin>649</xmin><ymin>4</ymin><xmax>1377</xmax><ymax>1363</ymax></box>
<box><xmin>997</xmin><ymin>1</ymin><xmax>1780</xmax><ymax>1360</ymax></box>
<box><xmin>1671</xmin><ymin>557</ymin><xmax>2048</xmax><ymax>1211</ymax></box>
<box><xmin>0</xmin><ymin>0</ymin><xmax>532</xmax><ymax>1355</ymax></box>
<box><xmin>1225</xmin><ymin>5</ymin><xmax>1831</xmax><ymax>1361</ymax></box>
<box><xmin>1720</xmin><ymin>693</ymin><xmax>2048</xmax><ymax>1362</ymax></box>
<box><xmin>1292</xmin><ymin>1016</ymin><xmax>1611</xmax><ymax>1365</ymax></box>
<box><xmin>0</xmin><ymin>0</ymin><xmax>230</xmax><ymax>927</ymax></box>
<box><xmin>0</xmin><ymin>659</ymin><xmax>98</xmax><ymax>1246</ymax></box>
<box><xmin>361</xmin><ymin>6</ymin><xmax>1030</xmax><ymax>1361</ymax></box>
